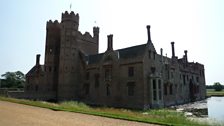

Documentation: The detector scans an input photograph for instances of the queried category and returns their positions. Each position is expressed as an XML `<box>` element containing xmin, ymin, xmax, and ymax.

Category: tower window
<box><xmin>128</xmin><ymin>67</ymin><xmax>134</xmax><ymax>77</ymax></box>
<box><xmin>49</xmin><ymin>48</ymin><xmax>53</xmax><ymax>54</ymax></box>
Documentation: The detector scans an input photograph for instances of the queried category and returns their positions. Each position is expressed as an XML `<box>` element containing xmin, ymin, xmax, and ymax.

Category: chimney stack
<box><xmin>36</xmin><ymin>54</ymin><xmax>40</xmax><ymax>66</ymax></box>
<box><xmin>146</xmin><ymin>25</ymin><xmax>152</xmax><ymax>43</ymax></box>
<box><xmin>160</xmin><ymin>48</ymin><xmax>163</xmax><ymax>63</ymax></box>
<box><xmin>184</xmin><ymin>50</ymin><xmax>188</xmax><ymax>62</ymax></box>
<box><xmin>171</xmin><ymin>42</ymin><xmax>175</xmax><ymax>58</ymax></box>
<box><xmin>107</xmin><ymin>34</ymin><xmax>113</xmax><ymax>51</ymax></box>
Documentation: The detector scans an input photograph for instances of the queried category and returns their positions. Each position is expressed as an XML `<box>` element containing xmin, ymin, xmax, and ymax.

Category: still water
<box><xmin>207</xmin><ymin>97</ymin><xmax>224</xmax><ymax>122</ymax></box>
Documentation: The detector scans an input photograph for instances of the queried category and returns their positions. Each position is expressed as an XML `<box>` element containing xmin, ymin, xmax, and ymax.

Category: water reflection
<box><xmin>207</xmin><ymin>97</ymin><xmax>224</xmax><ymax>121</ymax></box>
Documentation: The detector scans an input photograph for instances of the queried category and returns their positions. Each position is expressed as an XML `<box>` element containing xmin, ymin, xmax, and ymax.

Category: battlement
<box><xmin>61</xmin><ymin>11</ymin><xmax>79</xmax><ymax>23</ymax></box>
<box><xmin>93</xmin><ymin>26</ymin><xmax>99</xmax><ymax>34</ymax></box>
<box><xmin>77</xmin><ymin>31</ymin><xmax>98</xmax><ymax>43</ymax></box>
<box><xmin>46</xmin><ymin>20</ymin><xmax>60</xmax><ymax>29</ymax></box>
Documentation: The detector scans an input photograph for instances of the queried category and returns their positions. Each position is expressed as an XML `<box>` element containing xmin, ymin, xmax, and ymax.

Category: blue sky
<box><xmin>0</xmin><ymin>0</ymin><xmax>224</xmax><ymax>85</ymax></box>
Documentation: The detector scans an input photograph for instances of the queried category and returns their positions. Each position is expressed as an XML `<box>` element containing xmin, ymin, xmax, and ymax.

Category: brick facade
<box><xmin>25</xmin><ymin>11</ymin><xmax>206</xmax><ymax>109</ymax></box>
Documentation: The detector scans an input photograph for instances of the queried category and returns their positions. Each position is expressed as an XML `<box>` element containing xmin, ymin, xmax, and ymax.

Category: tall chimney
<box><xmin>160</xmin><ymin>48</ymin><xmax>163</xmax><ymax>63</ymax></box>
<box><xmin>36</xmin><ymin>54</ymin><xmax>40</xmax><ymax>66</ymax></box>
<box><xmin>171</xmin><ymin>42</ymin><xmax>175</xmax><ymax>58</ymax></box>
<box><xmin>107</xmin><ymin>34</ymin><xmax>113</xmax><ymax>51</ymax></box>
<box><xmin>146</xmin><ymin>25</ymin><xmax>151</xmax><ymax>43</ymax></box>
<box><xmin>184</xmin><ymin>50</ymin><xmax>188</xmax><ymax>62</ymax></box>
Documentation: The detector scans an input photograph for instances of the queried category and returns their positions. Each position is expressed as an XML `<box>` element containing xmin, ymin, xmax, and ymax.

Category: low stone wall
<box><xmin>0</xmin><ymin>88</ymin><xmax>56</xmax><ymax>101</ymax></box>
<box><xmin>18</xmin><ymin>91</ymin><xmax>57</xmax><ymax>101</ymax></box>
<box><xmin>0</xmin><ymin>88</ymin><xmax>24</xmax><ymax>97</ymax></box>
<box><xmin>7</xmin><ymin>91</ymin><xmax>26</xmax><ymax>99</ymax></box>
<box><xmin>0</xmin><ymin>88</ymin><xmax>8</xmax><ymax>96</ymax></box>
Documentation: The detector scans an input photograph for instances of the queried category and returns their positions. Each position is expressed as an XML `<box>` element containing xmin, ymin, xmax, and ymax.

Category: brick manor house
<box><xmin>25</xmin><ymin>11</ymin><xmax>206</xmax><ymax>109</ymax></box>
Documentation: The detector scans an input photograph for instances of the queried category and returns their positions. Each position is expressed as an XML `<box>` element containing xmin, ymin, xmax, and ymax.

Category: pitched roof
<box><xmin>87</xmin><ymin>44</ymin><xmax>147</xmax><ymax>64</ymax></box>
<box><xmin>118</xmin><ymin>44</ymin><xmax>146</xmax><ymax>59</ymax></box>
<box><xmin>26</xmin><ymin>65</ymin><xmax>44</xmax><ymax>76</ymax></box>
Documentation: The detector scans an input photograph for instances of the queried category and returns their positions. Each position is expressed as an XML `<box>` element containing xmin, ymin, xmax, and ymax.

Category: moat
<box><xmin>207</xmin><ymin>96</ymin><xmax>224</xmax><ymax>122</ymax></box>
<box><xmin>174</xmin><ymin>96</ymin><xmax>224</xmax><ymax>123</ymax></box>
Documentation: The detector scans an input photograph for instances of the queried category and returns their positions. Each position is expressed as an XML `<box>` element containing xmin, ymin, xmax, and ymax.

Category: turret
<box><xmin>45</xmin><ymin>20</ymin><xmax>60</xmax><ymax>66</ymax></box>
<box><xmin>93</xmin><ymin>26</ymin><xmax>99</xmax><ymax>42</ymax></box>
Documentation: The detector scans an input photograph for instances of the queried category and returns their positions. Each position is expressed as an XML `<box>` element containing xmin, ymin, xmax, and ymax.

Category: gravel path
<box><xmin>0</xmin><ymin>101</ymin><xmax>158</xmax><ymax>126</ymax></box>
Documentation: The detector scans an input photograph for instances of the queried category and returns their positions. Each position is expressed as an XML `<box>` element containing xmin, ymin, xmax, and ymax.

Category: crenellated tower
<box><xmin>93</xmin><ymin>26</ymin><xmax>100</xmax><ymax>53</ymax></box>
<box><xmin>57</xmin><ymin>11</ymin><xmax>82</xmax><ymax>100</ymax></box>
<box><xmin>44</xmin><ymin>20</ymin><xmax>61</xmax><ymax>93</ymax></box>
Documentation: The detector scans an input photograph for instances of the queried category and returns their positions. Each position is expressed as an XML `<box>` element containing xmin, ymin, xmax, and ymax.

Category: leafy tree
<box><xmin>213</xmin><ymin>82</ymin><xmax>223</xmax><ymax>91</ymax></box>
<box><xmin>1</xmin><ymin>71</ymin><xmax>25</xmax><ymax>88</ymax></box>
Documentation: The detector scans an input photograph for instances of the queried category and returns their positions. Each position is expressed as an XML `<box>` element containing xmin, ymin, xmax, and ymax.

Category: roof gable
<box><xmin>86</xmin><ymin>44</ymin><xmax>147</xmax><ymax>64</ymax></box>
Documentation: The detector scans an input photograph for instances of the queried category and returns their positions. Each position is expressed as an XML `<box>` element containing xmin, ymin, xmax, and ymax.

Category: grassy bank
<box><xmin>207</xmin><ymin>89</ymin><xmax>224</xmax><ymax>97</ymax></box>
<box><xmin>0</xmin><ymin>96</ymin><xmax>209</xmax><ymax>126</ymax></box>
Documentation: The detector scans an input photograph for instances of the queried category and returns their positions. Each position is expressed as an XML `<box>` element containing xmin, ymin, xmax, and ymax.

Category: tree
<box><xmin>213</xmin><ymin>82</ymin><xmax>223</xmax><ymax>91</ymax></box>
<box><xmin>1</xmin><ymin>71</ymin><xmax>25</xmax><ymax>88</ymax></box>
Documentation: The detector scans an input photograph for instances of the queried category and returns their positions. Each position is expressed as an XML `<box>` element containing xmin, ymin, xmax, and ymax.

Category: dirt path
<box><xmin>0</xmin><ymin>101</ymin><xmax>158</xmax><ymax>126</ymax></box>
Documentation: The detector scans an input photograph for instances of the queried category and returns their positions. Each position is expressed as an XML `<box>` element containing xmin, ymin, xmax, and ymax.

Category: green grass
<box><xmin>207</xmin><ymin>89</ymin><xmax>224</xmax><ymax>97</ymax></box>
<box><xmin>0</xmin><ymin>96</ymin><xmax>211</xmax><ymax>126</ymax></box>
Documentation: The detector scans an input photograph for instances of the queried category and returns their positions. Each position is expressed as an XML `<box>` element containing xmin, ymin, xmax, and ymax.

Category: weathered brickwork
<box><xmin>25</xmin><ymin>11</ymin><xmax>206</xmax><ymax>109</ymax></box>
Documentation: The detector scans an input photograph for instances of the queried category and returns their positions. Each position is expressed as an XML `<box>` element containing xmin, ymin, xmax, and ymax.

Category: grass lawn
<box><xmin>0</xmin><ymin>96</ymin><xmax>213</xmax><ymax>126</ymax></box>
<box><xmin>207</xmin><ymin>89</ymin><xmax>224</xmax><ymax>97</ymax></box>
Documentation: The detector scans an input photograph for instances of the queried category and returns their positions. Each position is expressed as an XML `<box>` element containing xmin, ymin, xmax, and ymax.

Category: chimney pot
<box><xmin>36</xmin><ymin>54</ymin><xmax>40</xmax><ymax>66</ymax></box>
<box><xmin>146</xmin><ymin>25</ymin><xmax>151</xmax><ymax>43</ymax></box>
<box><xmin>107</xmin><ymin>34</ymin><xmax>113</xmax><ymax>51</ymax></box>
<box><xmin>160</xmin><ymin>48</ymin><xmax>163</xmax><ymax>63</ymax></box>
<box><xmin>171</xmin><ymin>42</ymin><xmax>175</xmax><ymax>58</ymax></box>
<box><xmin>184</xmin><ymin>50</ymin><xmax>188</xmax><ymax>62</ymax></box>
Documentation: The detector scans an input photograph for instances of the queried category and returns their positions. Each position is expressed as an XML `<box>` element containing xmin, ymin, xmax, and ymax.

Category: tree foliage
<box><xmin>213</xmin><ymin>82</ymin><xmax>223</xmax><ymax>91</ymax></box>
<box><xmin>1</xmin><ymin>71</ymin><xmax>25</xmax><ymax>88</ymax></box>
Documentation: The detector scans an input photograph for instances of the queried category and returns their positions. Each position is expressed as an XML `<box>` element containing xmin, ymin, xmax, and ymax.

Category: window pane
<box><xmin>94</xmin><ymin>73</ymin><xmax>99</xmax><ymax>87</ymax></box>
<box><xmin>127</xmin><ymin>82</ymin><xmax>135</xmax><ymax>96</ymax></box>
<box><xmin>128</xmin><ymin>67</ymin><xmax>134</xmax><ymax>77</ymax></box>
<box><xmin>153</xmin><ymin>79</ymin><xmax>156</xmax><ymax>89</ymax></box>
<box><xmin>106</xmin><ymin>84</ymin><xmax>110</xmax><ymax>96</ymax></box>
